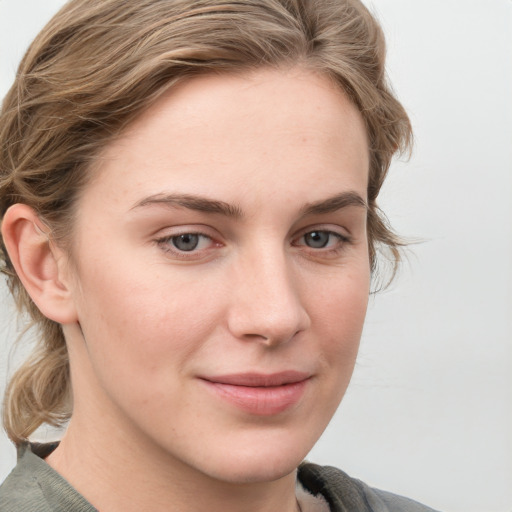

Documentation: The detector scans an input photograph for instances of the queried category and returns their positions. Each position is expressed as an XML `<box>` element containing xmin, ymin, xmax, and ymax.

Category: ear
<box><xmin>1</xmin><ymin>204</ymin><xmax>78</xmax><ymax>324</ymax></box>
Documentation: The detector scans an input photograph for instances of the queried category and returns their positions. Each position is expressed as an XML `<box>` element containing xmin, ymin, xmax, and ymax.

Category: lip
<box><xmin>199</xmin><ymin>371</ymin><xmax>311</xmax><ymax>416</ymax></box>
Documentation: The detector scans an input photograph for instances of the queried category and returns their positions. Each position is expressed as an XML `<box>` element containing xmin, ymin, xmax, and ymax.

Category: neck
<box><xmin>46</xmin><ymin>409</ymin><xmax>300</xmax><ymax>512</ymax></box>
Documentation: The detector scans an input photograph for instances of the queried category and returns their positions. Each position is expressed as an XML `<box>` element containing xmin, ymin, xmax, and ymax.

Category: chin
<box><xmin>187</xmin><ymin>429</ymin><xmax>315</xmax><ymax>484</ymax></box>
<box><xmin>204</xmin><ymin>453</ymin><xmax>301</xmax><ymax>485</ymax></box>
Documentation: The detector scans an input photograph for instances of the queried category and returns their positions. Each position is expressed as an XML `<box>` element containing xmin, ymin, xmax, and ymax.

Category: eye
<box><xmin>298</xmin><ymin>230</ymin><xmax>346</xmax><ymax>249</ymax></box>
<box><xmin>171</xmin><ymin>233</ymin><xmax>204</xmax><ymax>252</ymax></box>
<box><xmin>303</xmin><ymin>231</ymin><xmax>332</xmax><ymax>249</ymax></box>
<box><xmin>156</xmin><ymin>232</ymin><xmax>215</xmax><ymax>256</ymax></box>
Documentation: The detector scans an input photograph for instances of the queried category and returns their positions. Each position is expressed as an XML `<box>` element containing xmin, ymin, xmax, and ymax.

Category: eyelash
<box><xmin>293</xmin><ymin>230</ymin><xmax>351</xmax><ymax>256</ymax></box>
<box><xmin>155</xmin><ymin>229</ymin><xmax>351</xmax><ymax>260</ymax></box>
<box><xmin>156</xmin><ymin>231</ymin><xmax>217</xmax><ymax>259</ymax></box>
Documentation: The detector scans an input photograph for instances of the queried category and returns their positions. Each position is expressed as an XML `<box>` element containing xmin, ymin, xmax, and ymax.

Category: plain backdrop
<box><xmin>0</xmin><ymin>1</ymin><xmax>511</xmax><ymax>511</ymax></box>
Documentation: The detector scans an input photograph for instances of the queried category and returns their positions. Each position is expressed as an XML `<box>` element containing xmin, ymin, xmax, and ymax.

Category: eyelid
<box><xmin>291</xmin><ymin>226</ymin><xmax>353</xmax><ymax>259</ymax></box>
<box><xmin>294</xmin><ymin>231</ymin><xmax>348</xmax><ymax>245</ymax></box>
<box><xmin>163</xmin><ymin>232</ymin><xmax>212</xmax><ymax>249</ymax></box>
<box><xmin>154</xmin><ymin>226</ymin><xmax>223</xmax><ymax>260</ymax></box>
<box><xmin>293</xmin><ymin>224</ymin><xmax>352</xmax><ymax>243</ymax></box>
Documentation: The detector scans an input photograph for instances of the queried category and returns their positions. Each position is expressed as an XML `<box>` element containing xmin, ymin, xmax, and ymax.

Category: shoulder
<box><xmin>0</xmin><ymin>442</ymin><xmax>96</xmax><ymax>512</ymax></box>
<box><xmin>0</xmin><ymin>444</ymin><xmax>53</xmax><ymax>512</ymax></box>
<box><xmin>298</xmin><ymin>462</ymin><xmax>441</xmax><ymax>512</ymax></box>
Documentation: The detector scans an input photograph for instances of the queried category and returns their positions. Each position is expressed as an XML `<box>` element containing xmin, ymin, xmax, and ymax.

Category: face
<box><xmin>63</xmin><ymin>68</ymin><xmax>370</xmax><ymax>483</ymax></box>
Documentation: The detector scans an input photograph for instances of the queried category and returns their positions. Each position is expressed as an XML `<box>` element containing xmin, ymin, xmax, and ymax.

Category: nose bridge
<box><xmin>227</xmin><ymin>243</ymin><xmax>310</xmax><ymax>345</ymax></box>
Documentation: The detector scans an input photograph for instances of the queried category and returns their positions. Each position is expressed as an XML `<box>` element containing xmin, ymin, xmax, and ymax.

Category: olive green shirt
<box><xmin>0</xmin><ymin>443</ymin><xmax>440</xmax><ymax>511</ymax></box>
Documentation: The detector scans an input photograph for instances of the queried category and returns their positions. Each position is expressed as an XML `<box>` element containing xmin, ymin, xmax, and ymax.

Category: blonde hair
<box><xmin>0</xmin><ymin>0</ymin><xmax>412</xmax><ymax>444</ymax></box>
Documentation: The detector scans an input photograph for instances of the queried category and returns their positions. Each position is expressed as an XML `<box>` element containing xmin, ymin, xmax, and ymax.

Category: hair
<box><xmin>0</xmin><ymin>0</ymin><xmax>412</xmax><ymax>444</ymax></box>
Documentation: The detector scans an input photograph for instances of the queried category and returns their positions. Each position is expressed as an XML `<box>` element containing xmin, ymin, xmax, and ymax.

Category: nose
<box><xmin>226</xmin><ymin>249</ymin><xmax>311</xmax><ymax>346</ymax></box>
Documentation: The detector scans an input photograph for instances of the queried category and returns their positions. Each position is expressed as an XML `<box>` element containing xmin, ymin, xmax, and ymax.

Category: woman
<box><xmin>0</xmin><ymin>0</ymin><xmax>438</xmax><ymax>510</ymax></box>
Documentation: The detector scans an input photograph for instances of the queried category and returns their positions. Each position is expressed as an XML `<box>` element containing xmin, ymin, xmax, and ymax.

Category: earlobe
<box><xmin>1</xmin><ymin>204</ymin><xmax>78</xmax><ymax>324</ymax></box>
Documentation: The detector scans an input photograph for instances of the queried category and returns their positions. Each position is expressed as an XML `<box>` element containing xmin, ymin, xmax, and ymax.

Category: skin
<box><xmin>3</xmin><ymin>67</ymin><xmax>370</xmax><ymax>512</ymax></box>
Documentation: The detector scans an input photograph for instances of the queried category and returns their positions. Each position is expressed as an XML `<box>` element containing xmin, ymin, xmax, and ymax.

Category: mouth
<box><xmin>199</xmin><ymin>371</ymin><xmax>311</xmax><ymax>416</ymax></box>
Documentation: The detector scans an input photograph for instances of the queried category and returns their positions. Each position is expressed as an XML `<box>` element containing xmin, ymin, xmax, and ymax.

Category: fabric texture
<box><xmin>0</xmin><ymin>443</ymin><xmax>95</xmax><ymax>512</ymax></box>
<box><xmin>0</xmin><ymin>443</ymin><xmax>440</xmax><ymax>512</ymax></box>
<box><xmin>297</xmin><ymin>462</ymin><xmax>440</xmax><ymax>512</ymax></box>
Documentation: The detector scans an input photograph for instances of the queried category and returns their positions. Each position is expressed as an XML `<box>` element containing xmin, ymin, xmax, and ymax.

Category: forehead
<box><xmin>87</xmin><ymin>67</ymin><xmax>369</xmax><ymax>209</ymax></box>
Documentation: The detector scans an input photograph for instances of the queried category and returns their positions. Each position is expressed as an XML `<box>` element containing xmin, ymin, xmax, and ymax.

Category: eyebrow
<box><xmin>300</xmin><ymin>191</ymin><xmax>367</xmax><ymax>216</ymax></box>
<box><xmin>131</xmin><ymin>193</ymin><xmax>244</xmax><ymax>218</ymax></box>
<box><xmin>131</xmin><ymin>191</ymin><xmax>367</xmax><ymax>218</ymax></box>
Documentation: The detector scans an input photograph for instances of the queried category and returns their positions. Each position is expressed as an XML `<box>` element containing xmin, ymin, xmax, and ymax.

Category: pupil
<box><xmin>305</xmin><ymin>231</ymin><xmax>329</xmax><ymax>248</ymax></box>
<box><xmin>173</xmin><ymin>234</ymin><xmax>199</xmax><ymax>251</ymax></box>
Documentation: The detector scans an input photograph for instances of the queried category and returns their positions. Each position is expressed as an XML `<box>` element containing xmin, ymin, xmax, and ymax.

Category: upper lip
<box><xmin>201</xmin><ymin>371</ymin><xmax>311</xmax><ymax>387</ymax></box>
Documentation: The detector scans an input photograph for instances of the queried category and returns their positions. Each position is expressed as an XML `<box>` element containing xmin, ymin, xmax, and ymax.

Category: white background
<box><xmin>0</xmin><ymin>1</ymin><xmax>511</xmax><ymax>511</ymax></box>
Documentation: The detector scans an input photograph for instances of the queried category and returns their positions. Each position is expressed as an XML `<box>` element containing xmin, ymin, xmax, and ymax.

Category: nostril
<box><xmin>238</xmin><ymin>328</ymin><xmax>304</xmax><ymax>347</ymax></box>
<box><xmin>242</xmin><ymin>333</ymin><xmax>269</xmax><ymax>341</ymax></box>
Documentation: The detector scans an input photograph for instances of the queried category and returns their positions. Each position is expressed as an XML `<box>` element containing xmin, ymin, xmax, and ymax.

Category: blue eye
<box><xmin>303</xmin><ymin>231</ymin><xmax>331</xmax><ymax>248</ymax></box>
<box><xmin>301</xmin><ymin>231</ymin><xmax>344</xmax><ymax>249</ymax></box>
<box><xmin>172</xmin><ymin>233</ymin><xmax>201</xmax><ymax>252</ymax></box>
<box><xmin>155</xmin><ymin>229</ymin><xmax>220</xmax><ymax>261</ymax></box>
<box><xmin>157</xmin><ymin>232</ymin><xmax>214</xmax><ymax>255</ymax></box>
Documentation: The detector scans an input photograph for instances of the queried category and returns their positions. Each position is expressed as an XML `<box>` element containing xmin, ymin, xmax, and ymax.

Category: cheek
<box><xmin>72</xmin><ymin>258</ymin><xmax>223</xmax><ymax>381</ymax></box>
<box><xmin>311</xmin><ymin>265</ymin><xmax>370</xmax><ymax>373</ymax></box>
<box><xmin>295</xmin><ymin>267</ymin><xmax>369</xmax><ymax>445</ymax></box>
<box><xmin>311</xmin><ymin>262</ymin><xmax>370</xmax><ymax>329</ymax></box>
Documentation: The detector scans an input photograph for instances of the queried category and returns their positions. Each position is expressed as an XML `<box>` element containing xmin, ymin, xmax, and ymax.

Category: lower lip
<box><xmin>201</xmin><ymin>379</ymin><xmax>308</xmax><ymax>416</ymax></box>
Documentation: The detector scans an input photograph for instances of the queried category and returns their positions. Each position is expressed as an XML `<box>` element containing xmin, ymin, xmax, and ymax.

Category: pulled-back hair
<box><xmin>0</xmin><ymin>0</ymin><xmax>412</xmax><ymax>444</ymax></box>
